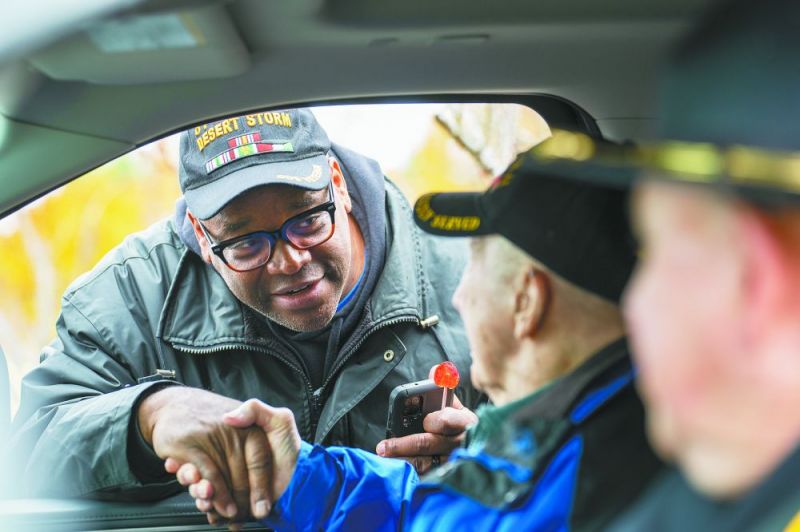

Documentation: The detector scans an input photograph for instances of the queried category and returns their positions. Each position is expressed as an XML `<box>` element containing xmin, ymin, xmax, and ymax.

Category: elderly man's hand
<box><xmin>138</xmin><ymin>387</ymin><xmax>272</xmax><ymax>523</ymax></box>
<box><xmin>166</xmin><ymin>399</ymin><xmax>302</xmax><ymax>528</ymax></box>
<box><xmin>375</xmin><ymin>393</ymin><xmax>478</xmax><ymax>475</ymax></box>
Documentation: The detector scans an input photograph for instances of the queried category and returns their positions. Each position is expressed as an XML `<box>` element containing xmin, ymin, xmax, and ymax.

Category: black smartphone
<box><xmin>386</xmin><ymin>379</ymin><xmax>446</xmax><ymax>438</ymax></box>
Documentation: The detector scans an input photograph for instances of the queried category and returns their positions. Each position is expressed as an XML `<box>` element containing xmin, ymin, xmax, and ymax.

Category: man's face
<box><xmin>452</xmin><ymin>237</ymin><xmax>516</xmax><ymax>402</ymax></box>
<box><xmin>623</xmin><ymin>180</ymin><xmax>750</xmax><ymax>495</ymax></box>
<box><xmin>197</xmin><ymin>174</ymin><xmax>359</xmax><ymax>332</ymax></box>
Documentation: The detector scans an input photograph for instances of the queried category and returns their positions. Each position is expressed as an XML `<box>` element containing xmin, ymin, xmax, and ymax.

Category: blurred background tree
<box><xmin>0</xmin><ymin>103</ymin><xmax>548</xmax><ymax>414</ymax></box>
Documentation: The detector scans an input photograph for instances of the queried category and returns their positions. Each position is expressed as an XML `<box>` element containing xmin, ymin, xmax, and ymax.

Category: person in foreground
<box><xmin>513</xmin><ymin>0</ymin><xmax>800</xmax><ymax>528</ymax></box>
<box><xmin>7</xmin><ymin>108</ymin><xmax>481</xmax><ymax>517</ymax></box>
<box><xmin>610</xmin><ymin>0</ymin><xmax>800</xmax><ymax>528</ymax></box>
<box><xmin>174</xmin><ymin>152</ymin><xmax>663</xmax><ymax>530</ymax></box>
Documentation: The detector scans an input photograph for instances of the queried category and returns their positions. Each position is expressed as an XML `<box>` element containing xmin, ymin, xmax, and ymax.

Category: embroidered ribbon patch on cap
<box><xmin>205</xmin><ymin>132</ymin><xmax>294</xmax><ymax>173</ymax></box>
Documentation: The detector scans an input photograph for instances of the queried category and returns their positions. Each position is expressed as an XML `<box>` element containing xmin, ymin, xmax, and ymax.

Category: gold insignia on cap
<box><xmin>415</xmin><ymin>194</ymin><xmax>435</xmax><ymax>222</ymax></box>
<box><xmin>277</xmin><ymin>164</ymin><xmax>323</xmax><ymax>183</ymax></box>
<box><xmin>531</xmin><ymin>128</ymin><xmax>800</xmax><ymax>194</ymax></box>
<box><xmin>785</xmin><ymin>510</ymin><xmax>800</xmax><ymax>532</ymax></box>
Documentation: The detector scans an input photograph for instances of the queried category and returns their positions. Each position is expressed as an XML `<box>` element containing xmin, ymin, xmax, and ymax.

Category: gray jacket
<box><xmin>8</xmin><ymin>176</ymin><xmax>478</xmax><ymax>500</ymax></box>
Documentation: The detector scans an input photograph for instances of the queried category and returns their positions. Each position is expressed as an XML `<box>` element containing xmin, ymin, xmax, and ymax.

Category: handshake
<box><xmin>140</xmin><ymin>379</ymin><xmax>476</xmax><ymax>528</ymax></box>
<box><xmin>162</xmin><ymin>397</ymin><xmax>302</xmax><ymax>527</ymax></box>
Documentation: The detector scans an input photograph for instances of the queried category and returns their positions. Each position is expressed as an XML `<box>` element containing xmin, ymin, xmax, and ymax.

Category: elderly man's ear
<box><xmin>514</xmin><ymin>268</ymin><xmax>551</xmax><ymax>340</ymax></box>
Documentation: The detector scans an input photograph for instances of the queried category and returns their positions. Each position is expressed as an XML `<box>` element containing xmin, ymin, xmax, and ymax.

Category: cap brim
<box><xmin>524</xmin><ymin>129</ymin><xmax>800</xmax><ymax>204</ymax></box>
<box><xmin>185</xmin><ymin>153</ymin><xmax>332</xmax><ymax>219</ymax></box>
<box><xmin>414</xmin><ymin>191</ymin><xmax>497</xmax><ymax>236</ymax></box>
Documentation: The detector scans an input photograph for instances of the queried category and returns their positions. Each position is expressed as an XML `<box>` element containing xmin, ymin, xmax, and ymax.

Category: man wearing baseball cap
<box><xmin>8</xmin><ymin>108</ymin><xmax>483</xmax><ymax>516</ymax></box>
<box><xmin>173</xmin><ymin>151</ymin><xmax>663</xmax><ymax>530</ymax></box>
<box><xmin>614</xmin><ymin>0</ymin><xmax>800</xmax><ymax>527</ymax></box>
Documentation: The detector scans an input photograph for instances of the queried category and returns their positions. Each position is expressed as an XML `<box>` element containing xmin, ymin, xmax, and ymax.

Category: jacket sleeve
<box><xmin>265</xmin><ymin>442</ymin><xmax>419</xmax><ymax>531</ymax></box>
<box><xmin>6</xmin><ymin>296</ymin><xmax>181</xmax><ymax>501</ymax></box>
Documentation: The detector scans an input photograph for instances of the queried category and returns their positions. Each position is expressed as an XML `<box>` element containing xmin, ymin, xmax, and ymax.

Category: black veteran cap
<box><xmin>414</xmin><ymin>151</ymin><xmax>636</xmax><ymax>303</ymax></box>
<box><xmin>179</xmin><ymin>108</ymin><xmax>332</xmax><ymax>219</ymax></box>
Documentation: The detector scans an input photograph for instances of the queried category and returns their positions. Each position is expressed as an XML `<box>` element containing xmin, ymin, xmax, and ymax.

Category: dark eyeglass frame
<box><xmin>198</xmin><ymin>181</ymin><xmax>337</xmax><ymax>272</ymax></box>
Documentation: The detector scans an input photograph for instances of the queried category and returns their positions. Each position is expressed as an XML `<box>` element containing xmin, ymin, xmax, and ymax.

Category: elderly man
<box><xmin>174</xmin><ymin>152</ymin><xmax>663</xmax><ymax>530</ymax></box>
<box><xmin>8</xmin><ymin>108</ymin><xmax>482</xmax><ymax>518</ymax></box>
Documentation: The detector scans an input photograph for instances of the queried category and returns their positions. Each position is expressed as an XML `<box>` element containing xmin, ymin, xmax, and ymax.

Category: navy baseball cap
<box><xmin>414</xmin><ymin>151</ymin><xmax>636</xmax><ymax>303</ymax></box>
<box><xmin>179</xmin><ymin>108</ymin><xmax>332</xmax><ymax>220</ymax></box>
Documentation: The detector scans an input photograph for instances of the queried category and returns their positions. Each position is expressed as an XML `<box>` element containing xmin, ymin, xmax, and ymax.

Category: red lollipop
<box><xmin>433</xmin><ymin>362</ymin><xmax>460</xmax><ymax>409</ymax></box>
<box><xmin>433</xmin><ymin>361</ymin><xmax>460</xmax><ymax>389</ymax></box>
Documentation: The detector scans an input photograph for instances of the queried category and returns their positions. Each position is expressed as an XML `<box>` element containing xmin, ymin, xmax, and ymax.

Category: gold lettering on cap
<box><xmin>242</xmin><ymin>112</ymin><xmax>293</xmax><ymax>129</ymax></box>
<box><xmin>193</xmin><ymin>117</ymin><xmax>242</xmax><ymax>152</ymax></box>
<box><xmin>430</xmin><ymin>215</ymin><xmax>481</xmax><ymax>232</ymax></box>
<box><xmin>276</xmin><ymin>112</ymin><xmax>292</xmax><ymax>127</ymax></box>
<box><xmin>192</xmin><ymin>113</ymin><xmax>293</xmax><ymax>152</ymax></box>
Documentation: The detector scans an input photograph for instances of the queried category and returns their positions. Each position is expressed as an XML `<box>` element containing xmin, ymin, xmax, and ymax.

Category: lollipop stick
<box><xmin>441</xmin><ymin>388</ymin><xmax>454</xmax><ymax>409</ymax></box>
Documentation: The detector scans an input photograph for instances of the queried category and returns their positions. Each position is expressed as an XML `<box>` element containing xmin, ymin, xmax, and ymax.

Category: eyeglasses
<box><xmin>199</xmin><ymin>181</ymin><xmax>337</xmax><ymax>272</ymax></box>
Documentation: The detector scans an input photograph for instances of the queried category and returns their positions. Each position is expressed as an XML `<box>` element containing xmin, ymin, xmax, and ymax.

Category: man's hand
<box><xmin>167</xmin><ymin>399</ymin><xmax>302</xmax><ymax>527</ymax></box>
<box><xmin>138</xmin><ymin>387</ymin><xmax>272</xmax><ymax>522</ymax></box>
<box><xmin>375</xmin><ymin>393</ymin><xmax>478</xmax><ymax>475</ymax></box>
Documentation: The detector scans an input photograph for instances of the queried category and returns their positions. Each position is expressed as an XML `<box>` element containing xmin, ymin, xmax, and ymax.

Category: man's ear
<box><xmin>329</xmin><ymin>157</ymin><xmax>352</xmax><ymax>213</ymax></box>
<box><xmin>514</xmin><ymin>268</ymin><xmax>551</xmax><ymax>340</ymax></box>
<box><xmin>186</xmin><ymin>210</ymin><xmax>214</xmax><ymax>265</ymax></box>
<box><xmin>737</xmin><ymin>207</ymin><xmax>790</xmax><ymax>348</ymax></box>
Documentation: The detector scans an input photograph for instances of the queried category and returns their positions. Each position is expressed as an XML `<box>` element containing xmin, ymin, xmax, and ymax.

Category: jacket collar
<box><xmin>515</xmin><ymin>336</ymin><xmax>632</xmax><ymax>423</ymax></box>
<box><xmin>425</xmin><ymin>338</ymin><xmax>636</xmax><ymax>509</ymax></box>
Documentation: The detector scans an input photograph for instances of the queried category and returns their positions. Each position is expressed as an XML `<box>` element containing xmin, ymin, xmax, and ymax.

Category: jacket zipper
<box><xmin>321</xmin><ymin>315</ymin><xmax>420</xmax><ymax>391</ymax></box>
<box><xmin>172</xmin><ymin>313</ymin><xmax>424</xmax><ymax>441</ymax></box>
<box><xmin>173</xmin><ymin>341</ymin><xmax>320</xmax><ymax>440</ymax></box>
<box><xmin>309</xmin><ymin>387</ymin><xmax>324</xmax><ymax>437</ymax></box>
<box><xmin>174</xmin><ymin>342</ymin><xmax>301</xmax><ymax>372</ymax></box>
<box><xmin>311</xmin><ymin>315</ymin><xmax>421</xmax><ymax>440</ymax></box>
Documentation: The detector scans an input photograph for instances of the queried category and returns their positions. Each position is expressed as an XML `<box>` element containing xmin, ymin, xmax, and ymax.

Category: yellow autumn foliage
<box><xmin>0</xmin><ymin>141</ymin><xmax>181</xmax><ymax>412</ymax></box>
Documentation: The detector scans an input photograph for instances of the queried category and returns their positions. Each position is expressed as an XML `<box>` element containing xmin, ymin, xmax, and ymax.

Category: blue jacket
<box><xmin>265</xmin><ymin>339</ymin><xmax>663</xmax><ymax>531</ymax></box>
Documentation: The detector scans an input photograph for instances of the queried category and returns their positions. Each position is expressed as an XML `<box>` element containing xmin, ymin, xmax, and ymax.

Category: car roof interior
<box><xmin>0</xmin><ymin>0</ymin><xmax>715</xmax><ymax>218</ymax></box>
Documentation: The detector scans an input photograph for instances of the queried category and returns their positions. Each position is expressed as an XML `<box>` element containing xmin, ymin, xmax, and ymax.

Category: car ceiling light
<box><xmin>0</xmin><ymin>0</ymin><xmax>142</xmax><ymax>63</ymax></box>
<box><xmin>87</xmin><ymin>13</ymin><xmax>204</xmax><ymax>53</ymax></box>
<box><xmin>29</xmin><ymin>4</ymin><xmax>250</xmax><ymax>84</ymax></box>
